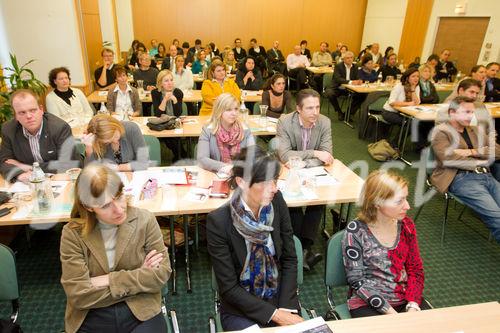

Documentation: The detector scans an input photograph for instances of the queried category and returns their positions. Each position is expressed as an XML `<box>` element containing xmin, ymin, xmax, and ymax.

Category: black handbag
<box><xmin>146</xmin><ymin>116</ymin><xmax>177</xmax><ymax>131</ymax></box>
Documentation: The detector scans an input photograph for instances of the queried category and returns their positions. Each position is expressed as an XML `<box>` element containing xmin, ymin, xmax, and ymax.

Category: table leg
<box><xmin>194</xmin><ymin>213</ymin><xmax>199</xmax><ymax>253</ymax></box>
<box><xmin>169</xmin><ymin>216</ymin><xmax>177</xmax><ymax>295</ymax></box>
<box><xmin>183</xmin><ymin>215</ymin><xmax>192</xmax><ymax>293</ymax></box>
<box><xmin>344</xmin><ymin>93</ymin><xmax>354</xmax><ymax>128</ymax></box>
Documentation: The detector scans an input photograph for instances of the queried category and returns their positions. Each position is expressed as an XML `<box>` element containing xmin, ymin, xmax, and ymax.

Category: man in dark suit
<box><xmin>485</xmin><ymin>62</ymin><xmax>500</xmax><ymax>102</ymax></box>
<box><xmin>161</xmin><ymin>45</ymin><xmax>178</xmax><ymax>71</ymax></box>
<box><xmin>233</xmin><ymin>38</ymin><xmax>247</xmax><ymax>63</ymax></box>
<box><xmin>267</xmin><ymin>40</ymin><xmax>286</xmax><ymax>75</ymax></box>
<box><xmin>206</xmin><ymin>147</ymin><xmax>302</xmax><ymax>331</ymax></box>
<box><xmin>435</xmin><ymin>49</ymin><xmax>458</xmax><ymax>82</ymax></box>
<box><xmin>325</xmin><ymin>51</ymin><xmax>363</xmax><ymax>120</ymax></box>
<box><xmin>277</xmin><ymin>89</ymin><xmax>333</xmax><ymax>270</ymax></box>
<box><xmin>0</xmin><ymin>89</ymin><xmax>78</xmax><ymax>182</ymax></box>
<box><xmin>186</xmin><ymin>39</ymin><xmax>202</xmax><ymax>66</ymax></box>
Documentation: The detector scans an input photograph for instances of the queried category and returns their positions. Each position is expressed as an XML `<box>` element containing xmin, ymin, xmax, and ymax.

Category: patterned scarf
<box><xmin>215</xmin><ymin>123</ymin><xmax>242</xmax><ymax>163</ymax></box>
<box><xmin>230</xmin><ymin>194</ymin><xmax>278</xmax><ymax>299</ymax></box>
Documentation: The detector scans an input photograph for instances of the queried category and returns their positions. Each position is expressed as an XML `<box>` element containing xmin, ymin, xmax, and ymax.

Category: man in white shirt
<box><xmin>286</xmin><ymin>45</ymin><xmax>310</xmax><ymax>90</ymax></box>
<box><xmin>161</xmin><ymin>45</ymin><xmax>178</xmax><ymax>71</ymax></box>
<box><xmin>369</xmin><ymin>43</ymin><xmax>383</xmax><ymax>68</ymax></box>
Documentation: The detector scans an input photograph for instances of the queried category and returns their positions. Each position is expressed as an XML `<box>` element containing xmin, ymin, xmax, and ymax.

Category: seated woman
<box><xmin>261</xmin><ymin>74</ymin><xmax>294</xmax><ymax>118</ymax></box>
<box><xmin>382</xmin><ymin>67</ymin><xmax>420</xmax><ymax>146</ymax></box>
<box><xmin>415</xmin><ymin>64</ymin><xmax>439</xmax><ymax>151</ymax></box>
<box><xmin>172</xmin><ymin>55</ymin><xmax>194</xmax><ymax>92</ymax></box>
<box><xmin>45</xmin><ymin>67</ymin><xmax>93</xmax><ymax>127</ymax></box>
<box><xmin>128</xmin><ymin>42</ymin><xmax>147</xmax><ymax>70</ymax></box>
<box><xmin>236</xmin><ymin>56</ymin><xmax>263</xmax><ymax>91</ymax></box>
<box><xmin>191</xmin><ymin>50</ymin><xmax>210</xmax><ymax>75</ymax></box>
<box><xmin>358</xmin><ymin>55</ymin><xmax>378</xmax><ymax>83</ymax></box>
<box><xmin>151</xmin><ymin>69</ymin><xmax>184</xmax><ymax>117</ymax></box>
<box><xmin>82</xmin><ymin>114</ymin><xmax>149</xmax><ymax>171</ymax></box>
<box><xmin>154</xmin><ymin>42</ymin><xmax>167</xmax><ymax>62</ymax></box>
<box><xmin>200</xmin><ymin>60</ymin><xmax>241</xmax><ymax>117</ymax></box>
<box><xmin>223</xmin><ymin>49</ymin><xmax>238</xmax><ymax>74</ymax></box>
<box><xmin>106</xmin><ymin>65</ymin><xmax>142</xmax><ymax>119</ymax></box>
<box><xmin>197</xmin><ymin>93</ymin><xmax>254</xmax><ymax>173</ymax></box>
<box><xmin>207</xmin><ymin>145</ymin><xmax>303</xmax><ymax>331</ymax></box>
<box><xmin>60</xmin><ymin>164</ymin><xmax>171</xmax><ymax>333</ymax></box>
<box><xmin>342</xmin><ymin>170</ymin><xmax>427</xmax><ymax>318</ymax></box>
<box><xmin>205</xmin><ymin>44</ymin><xmax>215</xmax><ymax>62</ymax></box>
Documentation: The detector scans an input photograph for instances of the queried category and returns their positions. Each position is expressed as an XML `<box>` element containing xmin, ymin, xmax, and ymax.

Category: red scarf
<box><xmin>216</xmin><ymin>123</ymin><xmax>242</xmax><ymax>163</ymax></box>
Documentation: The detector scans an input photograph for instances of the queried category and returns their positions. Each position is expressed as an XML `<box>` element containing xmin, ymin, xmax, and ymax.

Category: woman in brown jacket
<box><xmin>60</xmin><ymin>164</ymin><xmax>171</xmax><ymax>333</ymax></box>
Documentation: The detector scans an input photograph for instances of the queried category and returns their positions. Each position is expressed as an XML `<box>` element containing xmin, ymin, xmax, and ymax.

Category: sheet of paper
<box><xmin>8</xmin><ymin>182</ymin><xmax>31</xmax><ymax>193</ymax></box>
<box><xmin>315</xmin><ymin>175</ymin><xmax>339</xmax><ymax>186</ymax></box>
<box><xmin>183</xmin><ymin>187</ymin><xmax>209</xmax><ymax>202</ymax></box>
<box><xmin>275</xmin><ymin>317</ymin><xmax>332</xmax><ymax>333</ymax></box>
<box><xmin>298</xmin><ymin>166</ymin><xmax>329</xmax><ymax>177</ymax></box>
<box><xmin>241</xmin><ymin>325</ymin><xmax>262</xmax><ymax>332</ymax></box>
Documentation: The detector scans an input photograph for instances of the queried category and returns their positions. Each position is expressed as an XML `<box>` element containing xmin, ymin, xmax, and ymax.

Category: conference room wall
<box><xmin>115</xmin><ymin>0</ymin><xmax>134</xmax><ymax>53</ymax></box>
<box><xmin>0</xmin><ymin>0</ymin><xmax>88</xmax><ymax>87</ymax></box>
<box><xmin>360</xmin><ymin>0</ymin><xmax>407</xmax><ymax>55</ymax></box>
<box><xmin>421</xmin><ymin>0</ymin><xmax>500</xmax><ymax>65</ymax></box>
<box><xmin>98</xmin><ymin>0</ymin><xmax>120</xmax><ymax>61</ymax></box>
<box><xmin>130</xmin><ymin>0</ymin><xmax>367</xmax><ymax>56</ymax></box>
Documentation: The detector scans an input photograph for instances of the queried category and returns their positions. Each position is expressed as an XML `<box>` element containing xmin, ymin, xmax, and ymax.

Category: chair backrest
<box><xmin>0</xmin><ymin>244</ymin><xmax>19</xmax><ymax>301</ymax></box>
<box><xmin>252</xmin><ymin>102</ymin><xmax>261</xmax><ymax>115</ymax></box>
<box><xmin>437</xmin><ymin>90</ymin><xmax>451</xmax><ymax>103</ymax></box>
<box><xmin>143</xmin><ymin>135</ymin><xmax>161</xmax><ymax>167</ymax></box>
<box><xmin>322</xmin><ymin>73</ymin><xmax>333</xmax><ymax>91</ymax></box>
<box><xmin>181</xmin><ymin>102</ymin><xmax>188</xmax><ymax>116</ymax></box>
<box><xmin>325</xmin><ymin>230</ymin><xmax>347</xmax><ymax>288</ymax></box>
<box><xmin>368</xmin><ymin>96</ymin><xmax>388</xmax><ymax>113</ymax></box>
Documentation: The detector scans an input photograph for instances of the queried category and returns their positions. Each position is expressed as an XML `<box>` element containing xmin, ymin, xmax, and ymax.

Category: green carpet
<box><xmin>1</xmin><ymin>101</ymin><xmax>499</xmax><ymax>332</ymax></box>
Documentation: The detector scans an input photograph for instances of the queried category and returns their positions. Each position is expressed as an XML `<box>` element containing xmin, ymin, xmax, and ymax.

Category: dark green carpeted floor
<box><xmin>1</xmin><ymin>101</ymin><xmax>499</xmax><ymax>332</ymax></box>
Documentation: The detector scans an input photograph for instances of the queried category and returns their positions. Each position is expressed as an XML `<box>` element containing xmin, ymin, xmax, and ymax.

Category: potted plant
<box><xmin>0</xmin><ymin>53</ymin><xmax>47</xmax><ymax>124</ymax></box>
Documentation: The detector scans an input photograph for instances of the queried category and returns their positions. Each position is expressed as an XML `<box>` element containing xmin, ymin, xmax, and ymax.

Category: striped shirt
<box><xmin>298</xmin><ymin>116</ymin><xmax>315</xmax><ymax>151</ymax></box>
<box><xmin>22</xmin><ymin>122</ymin><xmax>44</xmax><ymax>163</ymax></box>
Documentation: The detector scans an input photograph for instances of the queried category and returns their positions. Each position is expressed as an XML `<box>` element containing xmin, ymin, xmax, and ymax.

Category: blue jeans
<box><xmin>448</xmin><ymin>172</ymin><xmax>500</xmax><ymax>243</ymax></box>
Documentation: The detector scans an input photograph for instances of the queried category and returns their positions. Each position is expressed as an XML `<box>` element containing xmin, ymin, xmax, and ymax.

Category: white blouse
<box><xmin>173</xmin><ymin>68</ymin><xmax>194</xmax><ymax>92</ymax></box>
<box><xmin>383</xmin><ymin>83</ymin><xmax>421</xmax><ymax>112</ymax></box>
<box><xmin>45</xmin><ymin>88</ymin><xmax>93</xmax><ymax>127</ymax></box>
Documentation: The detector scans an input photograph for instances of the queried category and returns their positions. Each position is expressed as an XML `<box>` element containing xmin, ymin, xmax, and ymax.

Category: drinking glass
<box><xmin>259</xmin><ymin>105</ymin><xmax>269</xmax><ymax>127</ymax></box>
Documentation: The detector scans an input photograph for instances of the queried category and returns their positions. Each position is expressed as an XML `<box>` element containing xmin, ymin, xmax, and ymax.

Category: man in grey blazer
<box><xmin>0</xmin><ymin>89</ymin><xmax>78</xmax><ymax>182</ymax></box>
<box><xmin>276</xmin><ymin>89</ymin><xmax>333</xmax><ymax>270</ymax></box>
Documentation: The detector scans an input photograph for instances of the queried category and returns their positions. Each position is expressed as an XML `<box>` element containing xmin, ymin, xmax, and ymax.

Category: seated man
<box><xmin>133</xmin><ymin>53</ymin><xmax>159</xmax><ymax>116</ymax></box>
<box><xmin>430</xmin><ymin>96</ymin><xmax>500</xmax><ymax>243</ymax></box>
<box><xmin>485</xmin><ymin>62</ymin><xmax>500</xmax><ymax>102</ymax></box>
<box><xmin>286</xmin><ymin>45</ymin><xmax>310</xmax><ymax>90</ymax></box>
<box><xmin>368</xmin><ymin>43</ymin><xmax>383</xmax><ymax>68</ymax></box>
<box><xmin>0</xmin><ymin>89</ymin><xmax>78</xmax><ymax>182</ymax></box>
<box><xmin>378</xmin><ymin>53</ymin><xmax>401</xmax><ymax>82</ymax></box>
<box><xmin>232</xmin><ymin>38</ymin><xmax>247</xmax><ymax>63</ymax></box>
<box><xmin>267</xmin><ymin>41</ymin><xmax>286</xmax><ymax>75</ymax></box>
<box><xmin>161</xmin><ymin>45</ymin><xmax>178</xmax><ymax>71</ymax></box>
<box><xmin>331</xmin><ymin>42</ymin><xmax>343</xmax><ymax>63</ymax></box>
<box><xmin>149</xmin><ymin>38</ymin><xmax>159</xmax><ymax>57</ymax></box>
<box><xmin>311</xmin><ymin>42</ymin><xmax>333</xmax><ymax>92</ymax></box>
<box><xmin>435</xmin><ymin>49</ymin><xmax>457</xmax><ymax>82</ymax></box>
<box><xmin>277</xmin><ymin>89</ymin><xmax>333</xmax><ymax>270</ymax></box>
<box><xmin>325</xmin><ymin>51</ymin><xmax>363</xmax><ymax>121</ymax></box>
<box><xmin>94</xmin><ymin>48</ymin><xmax>116</xmax><ymax>89</ymax></box>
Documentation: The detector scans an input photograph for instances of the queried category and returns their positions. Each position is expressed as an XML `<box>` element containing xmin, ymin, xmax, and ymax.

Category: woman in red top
<box><xmin>341</xmin><ymin>170</ymin><xmax>428</xmax><ymax>317</ymax></box>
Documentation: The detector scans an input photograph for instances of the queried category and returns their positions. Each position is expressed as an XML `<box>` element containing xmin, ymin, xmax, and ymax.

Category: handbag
<box><xmin>146</xmin><ymin>115</ymin><xmax>177</xmax><ymax>131</ymax></box>
<box><xmin>367</xmin><ymin>139</ymin><xmax>400</xmax><ymax>161</ymax></box>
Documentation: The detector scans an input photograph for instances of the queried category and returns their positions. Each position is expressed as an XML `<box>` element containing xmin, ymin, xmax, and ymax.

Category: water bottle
<box><xmin>239</xmin><ymin>95</ymin><xmax>249</xmax><ymax>123</ymax></box>
<box><xmin>202</xmin><ymin>63</ymin><xmax>208</xmax><ymax>79</ymax></box>
<box><xmin>98</xmin><ymin>102</ymin><xmax>108</xmax><ymax>115</ymax></box>
<box><xmin>30</xmin><ymin>162</ymin><xmax>53</xmax><ymax>214</ymax></box>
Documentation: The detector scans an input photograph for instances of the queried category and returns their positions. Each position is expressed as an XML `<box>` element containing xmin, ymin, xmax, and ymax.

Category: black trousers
<box><xmin>77</xmin><ymin>301</ymin><xmax>166</xmax><ymax>333</ymax></box>
<box><xmin>350</xmin><ymin>300</ymin><xmax>432</xmax><ymax>318</ymax></box>
<box><xmin>326</xmin><ymin>88</ymin><xmax>363</xmax><ymax>115</ymax></box>
<box><xmin>289</xmin><ymin>205</ymin><xmax>324</xmax><ymax>249</ymax></box>
<box><xmin>288</xmin><ymin>68</ymin><xmax>308</xmax><ymax>89</ymax></box>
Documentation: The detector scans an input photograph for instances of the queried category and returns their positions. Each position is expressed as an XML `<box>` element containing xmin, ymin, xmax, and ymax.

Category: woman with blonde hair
<box><xmin>60</xmin><ymin>164</ymin><xmax>171</xmax><ymax>332</ymax></box>
<box><xmin>223</xmin><ymin>49</ymin><xmax>238</xmax><ymax>74</ymax></box>
<box><xmin>200</xmin><ymin>60</ymin><xmax>241</xmax><ymax>117</ymax></box>
<box><xmin>197</xmin><ymin>93</ymin><xmax>254</xmax><ymax>173</ymax></box>
<box><xmin>82</xmin><ymin>114</ymin><xmax>149</xmax><ymax>171</ymax></box>
<box><xmin>151</xmin><ymin>69</ymin><xmax>184</xmax><ymax>117</ymax></box>
<box><xmin>341</xmin><ymin>170</ymin><xmax>427</xmax><ymax>318</ymax></box>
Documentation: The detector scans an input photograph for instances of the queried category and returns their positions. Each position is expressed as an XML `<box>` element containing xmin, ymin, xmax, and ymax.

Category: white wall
<box><xmin>360</xmin><ymin>0</ymin><xmax>408</xmax><ymax>54</ymax></box>
<box><xmin>421</xmin><ymin>0</ymin><xmax>500</xmax><ymax>65</ymax></box>
<box><xmin>98</xmin><ymin>0</ymin><xmax>119</xmax><ymax>61</ymax></box>
<box><xmin>115</xmin><ymin>0</ymin><xmax>134</xmax><ymax>53</ymax></box>
<box><xmin>0</xmin><ymin>0</ymin><xmax>87</xmax><ymax>86</ymax></box>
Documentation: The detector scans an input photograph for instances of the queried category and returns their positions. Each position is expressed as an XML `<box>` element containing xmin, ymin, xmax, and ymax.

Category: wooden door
<box><xmin>80</xmin><ymin>0</ymin><xmax>103</xmax><ymax>80</ymax></box>
<box><xmin>432</xmin><ymin>17</ymin><xmax>489</xmax><ymax>74</ymax></box>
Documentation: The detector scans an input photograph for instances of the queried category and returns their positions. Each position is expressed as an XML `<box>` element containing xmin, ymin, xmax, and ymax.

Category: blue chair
<box><xmin>144</xmin><ymin>135</ymin><xmax>162</xmax><ymax>167</ymax></box>
<box><xmin>0</xmin><ymin>244</ymin><xmax>20</xmax><ymax>326</ymax></box>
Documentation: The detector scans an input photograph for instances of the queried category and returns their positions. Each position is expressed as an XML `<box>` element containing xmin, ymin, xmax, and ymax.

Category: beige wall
<box><xmin>130</xmin><ymin>0</ymin><xmax>367</xmax><ymax>55</ymax></box>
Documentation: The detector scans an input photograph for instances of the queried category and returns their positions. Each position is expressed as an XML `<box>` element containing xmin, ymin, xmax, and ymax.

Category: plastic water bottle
<box><xmin>30</xmin><ymin>162</ymin><xmax>53</xmax><ymax>213</ymax></box>
<box><xmin>239</xmin><ymin>94</ymin><xmax>249</xmax><ymax>123</ymax></box>
<box><xmin>98</xmin><ymin>102</ymin><xmax>109</xmax><ymax>115</ymax></box>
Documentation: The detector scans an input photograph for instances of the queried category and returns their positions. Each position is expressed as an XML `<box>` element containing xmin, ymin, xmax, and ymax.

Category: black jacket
<box><xmin>206</xmin><ymin>191</ymin><xmax>299</xmax><ymax>324</ymax></box>
<box><xmin>419</xmin><ymin>80</ymin><xmax>439</xmax><ymax>104</ymax></box>
<box><xmin>233</xmin><ymin>48</ymin><xmax>247</xmax><ymax>62</ymax></box>
<box><xmin>0</xmin><ymin>113</ymin><xmax>79</xmax><ymax>181</ymax></box>
<box><xmin>151</xmin><ymin>88</ymin><xmax>184</xmax><ymax>117</ymax></box>
<box><xmin>485</xmin><ymin>77</ymin><xmax>500</xmax><ymax>102</ymax></box>
<box><xmin>332</xmin><ymin>62</ymin><xmax>359</xmax><ymax>89</ymax></box>
<box><xmin>434</xmin><ymin>60</ymin><xmax>457</xmax><ymax>81</ymax></box>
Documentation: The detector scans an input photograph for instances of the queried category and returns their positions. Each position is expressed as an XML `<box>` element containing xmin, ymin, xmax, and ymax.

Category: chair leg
<box><xmin>362</xmin><ymin>117</ymin><xmax>370</xmax><ymax>140</ymax></box>
<box><xmin>374</xmin><ymin>119</ymin><xmax>379</xmax><ymax>142</ymax></box>
<box><xmin>442</xmin><ymin>195</ymin><xmax>451</xmax><ymax>244</ymax></box>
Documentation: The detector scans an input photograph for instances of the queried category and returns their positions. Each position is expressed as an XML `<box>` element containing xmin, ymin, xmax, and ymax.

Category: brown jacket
<box><xmin>430</xmin><ymin>123</ymin><xmax>500</xmax><ymax>193</ymax></box>
<box><xmin>60</xmin><ymin>207</ymin><xmax>171</xmax><ymax>333</ymax></box>
<box><xmin>106</xmin><ymin>85</ymin><xmax>143</xmax><ymax>115</ymax></box>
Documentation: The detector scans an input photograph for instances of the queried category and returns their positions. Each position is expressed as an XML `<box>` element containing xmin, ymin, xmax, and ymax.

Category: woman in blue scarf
<box><xmin>207</xmin><ymin>146</ymin><xmax>303</xmax><ymax>331</ymax></box>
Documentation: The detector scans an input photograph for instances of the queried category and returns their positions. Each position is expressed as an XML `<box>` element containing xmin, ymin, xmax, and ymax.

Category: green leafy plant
<box><xmin>0</xmin><ymin>53</ymin><xmax>47</xmax><ymax>123</ymax></box>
